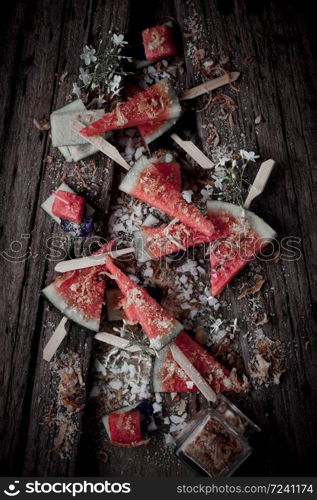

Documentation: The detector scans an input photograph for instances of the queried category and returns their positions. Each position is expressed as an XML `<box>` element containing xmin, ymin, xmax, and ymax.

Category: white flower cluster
<box><xmin>72</xmin><ymin>34</ymin><xmax>130</xmax><ymax>97</ymax></box>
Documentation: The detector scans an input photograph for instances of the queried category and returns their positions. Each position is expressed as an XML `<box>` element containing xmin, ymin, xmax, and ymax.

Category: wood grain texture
<box><xmin>0</xmin><ymin>0</ymin><xmax>316</xmax><ymax>477</ymax></box>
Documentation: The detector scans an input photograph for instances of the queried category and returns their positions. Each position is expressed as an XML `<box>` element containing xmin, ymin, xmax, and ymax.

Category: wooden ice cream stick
<box><xmin>170</xmin><ymin>343</ymin><xmax>217</xmax><ymax>403</ymax></box>
<box><xmin>95</xmin><ymin>332</ymin><xmax>142</xmax><ymax>352</ymax></box>
<box><xmin>54</xmin><ymin>247</ymin><xmax>135</xmax><ymax>273</ymax></box>
<box><xmin>180</xmin><ymin>72</ymin><xmax>240</xmax><ymax>101</ymax></box>
<box><xmin>71</xmin><ymin>120</ymin><xmax>130</xmax><ymax>170</ymax></box>
<box><xmin>243</xmin><ymin>159</ymin><xmax>275</xmax><ymax>209</ymax></box>
<box><xmin>171</xmin><ymin>133</ymin><xmax>215</xmax><ymax>169</ymax></box>
<box><xmin>43</xmin><ymin>316</ymin><xmax>68</xmax><ymax>362</ymax></box>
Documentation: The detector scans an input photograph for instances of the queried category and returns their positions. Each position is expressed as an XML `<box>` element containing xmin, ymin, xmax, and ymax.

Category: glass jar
<box><xmin>175</xmin><ymin>395</ymin><xmax>260</xmax><ymax>477</ymax></box>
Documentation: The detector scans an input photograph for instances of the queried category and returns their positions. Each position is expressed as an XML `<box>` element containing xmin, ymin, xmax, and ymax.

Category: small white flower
<box><xmin>200</xmin><ymin>185</ymin><xmax>213</xmax><ymax>202</ymax></box>
<box><xmin>212</xmin><ymin>175</ymin><xmax>223</xmax><ymax>190</ymax></box>
<box><xmin>79</xmin><ymin>67</ymin><xmax>92</xmax><ymax>86</ymax></box>
<box><xmin>108</xmin><ymin>74</ymin><xmax>122</xmax><ymax>95</ymax></box>
<box><xmin>218</xmin><ymin>156</ymin><xmax>231</xmax><ymax>166</ymax></box>
<box><xmin>239</xmin><ymin>150</ymin><xmax>260</xmax><ymax>162</ymax></box>
<box><xmin>97</xmin><ymin>93</ymin><xmax>105</xmax><ymax>107</ymax></box>
<box><xmin>80</xmin><ymin>45</ymin><xmax>97</xmax><ymax>66</ymax></box>
<box><xmin>112</xmin><ymin>34</ymin><xmax>128</xmax><ymax>47</ymax></box>
<box><xmin>72</xmin><ymin>82</ymin><xmax>81</xmax><ymax>98</ymax></box>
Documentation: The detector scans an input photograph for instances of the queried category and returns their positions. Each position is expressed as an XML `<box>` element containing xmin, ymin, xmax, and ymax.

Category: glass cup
<box><xmin>175</xmin><ymin>395</ymin><xmax>260</xmax><ymax>477</ymax></box>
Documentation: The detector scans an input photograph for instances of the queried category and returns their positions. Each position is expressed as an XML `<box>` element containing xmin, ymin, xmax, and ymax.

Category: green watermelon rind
<box><xmin>133</xmin><ymin>228</ymin><xmax>155</xmax><ymax>263</ymax></box>
<box><xmin>51</xmin><ymin>105</ymin><xmax>105</xmax><ymax>147</ymax></box>
<box><xmin>119</xmin><ymin>151</ymin><xmax>174</xmax><ymax>195</ymax></box>
<box><xmin>149</xmin><ymin>320</ymin><xmax>183</xmax><ymax>351</ymax></box>
<box><xmin>151</xmin><ymin>344</ymin><xmax>168</xmax><ymax>392</ymax></box>
<box><xmin>42</xmin><ymin>283</ymin><xmax>100</xmax><ymax>332</ymax></box>
<box><xmin>140</xmin><ymin>117</ymin><xmax>179</xmax><ymax>145</ymax></box>
<box><xmin>41</xmin><ymin>182</ymin><xmax>95</xmax><ymax>225</ymax></box>
<box><xmin>206</xmin><ymin>200</ymin><xmax>277</xmax><ymax>242</ymax></box>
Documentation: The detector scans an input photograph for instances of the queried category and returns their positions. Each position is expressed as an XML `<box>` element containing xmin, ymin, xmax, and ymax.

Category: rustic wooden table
<box><xmin>1</xmin><ymin>0</ymin><xmax>316</xmax><ymax>477</ymax></box>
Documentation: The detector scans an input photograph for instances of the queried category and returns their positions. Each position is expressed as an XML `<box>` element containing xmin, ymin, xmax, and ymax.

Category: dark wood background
<box><xmin>1</xmin><ymin>0</ymin><xmax>316</xmax><ymax>477</ymax></box>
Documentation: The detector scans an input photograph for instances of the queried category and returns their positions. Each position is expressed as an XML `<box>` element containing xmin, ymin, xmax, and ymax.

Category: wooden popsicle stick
<box><xmin>95</xmin><ymin>332</ymin><xmax>142</xmax><ymax>352</ymax></box>
<box><xmin>54</xmin><ymin>247</ymin><xmax>135</xmax><ymax>273</ymax></box>
<box><xmin>170</xmin><ymin>343</ymin><xmax>217</xmax><ymax>402</ymax></box>
<box><xmin>171</xmin><ymin>133</ymin><xmax>214</xmax><ymax>170</ymax></box>
<box><xmin>71</xmin><ymin>120</ymin><xmax>130</xmax><ymax>170</ymax></box>
<box><xmin>43</xmin><ymin>316</ymin><xmax>68</xmax><ymax>362</ymax></box>
<box><xmin>243</xmin><ymin>159</ymin><xmax>275</xmax><ymax>209</ymax></box>
<box><xmin>180</xmin><ymin>72</ymin><xmax>240</xmax><ymax>101</ymax></box>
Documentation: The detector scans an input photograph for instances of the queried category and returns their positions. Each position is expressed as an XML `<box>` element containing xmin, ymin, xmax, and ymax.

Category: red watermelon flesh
<box><xmin>52</xmin><ymin>190</ymin><xmax>85</xmax><ymax>223</ymax></box>
<box><xmin>126</xmin><ymin>84</ymin><xmax>178</xmax><ymax>145</ymax></box>
<box><xmin>153</xmin><ymin>331</ymin><xmax>247</xmax><ymax>394</ymax></box>
<box><xmin>207</xmin><ymin>201</ymin><xmax>277</xmax><ymax>296</ymax></box>
<box><xmin>142</xmin><ymin>24</ymin><xmax>178</xmax><ymax>61</ymax></box>
<box><xmin>80</xmin><ymin>80</ymin><xmax>181</xmax><ymax>136</ymax></box>
<box><xmin>134</xmin><ymin>222</ymin><xmax>216</xmax><ymax>262</ymax></box>
<box><xmin>107</xmin><ymin>410</ymin><xmax>142</xmax><ymax>445</ymax></box>
<box><xmin>119</xmin><ymin>157</ymin><xmax>215</xmax><ymax>237</ymax></box>
<box><xmin>138</xmin><ymin>118</ymin><xmax>177</xmax><ymax>145</ymax></box>
<box><xmin>42</xmin><ymin>246</ymin><xmax>108</xmax><ymax>331</ymax></box>
<box><xmin>104</xmin><ymin>254</ymin><xmax>183</xmax><ymax>350</ymax></box>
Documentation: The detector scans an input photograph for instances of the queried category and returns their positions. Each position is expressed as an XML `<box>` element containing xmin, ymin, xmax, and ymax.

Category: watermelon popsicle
<box><xmin>153</xmin><ymin>331</ymin><xmax>248</xmax><ymax>394</ymax></box>
<box><xmin>42</xmin><ymin>246</ymin><xmax>108</xmax><ymax>332</ymax></box>
<box><xmin>104</xmin><ymin>250</ymin><xmax>183</xmax><ymax>350</ymax></box>
<box><xmin>134</xmin><ymin>222</ymin><xmax>217</xmax><ymax>263</ymax></box>
<box><xmin>207</xmin><ymin>201</ymin><xmax>277</xmax><ymax>296</ymax></box>
<box><xmin>79</xmin><ymin>80</ymin><xmax>181</xmax><ymax>136</ymax></box>
<box><xmin>119</xmin><ymin>155</ymin><xmax>215</xmax><ymax>237</ymax></box>
<box><xmin>126</xmin><ymin>84</ymin><xmax>179</xmax><ymax>145</ymax></box>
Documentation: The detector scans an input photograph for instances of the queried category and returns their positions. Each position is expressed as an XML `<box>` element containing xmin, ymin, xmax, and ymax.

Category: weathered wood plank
<box><xmin>0</xmin><ymin>0</ymin><xmax>70</xmax><ymax>475</ymax></box>
<box><xmin>173</xmin><ymin>0</ymin><xmax>317</xmax><ymax>476</ymax></box>
<box><xmin>21</xmin><ymin>0</ymin><xmax>131</xmax><ymax>477</ymax></box>
<box><xmin>0</xmin><ymin>0</ymin><xmax>316</xmax><ymax>478</ymax></box>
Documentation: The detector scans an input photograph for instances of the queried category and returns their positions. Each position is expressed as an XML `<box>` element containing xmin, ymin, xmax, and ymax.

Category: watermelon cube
<box><xmin>106</xmin><ymin>410</ymin><xmax>143</xmax><ymax>445</ymax></box>
<box><xmin>142</xmin><ymin>24</ymin><xmax>177</xmax><ymax>61</ymax></box>
<box><xmin>52</xmin><ymin>190</ymin><xmax>85</xmax><ymax>223</ymax></box>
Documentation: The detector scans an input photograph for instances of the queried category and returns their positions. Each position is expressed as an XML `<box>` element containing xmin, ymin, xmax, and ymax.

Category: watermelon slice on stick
<box><xmin>207</xmin><ymin>200</ymin><xmax>277</xmax><ymax>296</ymax></box>
<box><xmin>119</xmin><ymin>155</ymin><xmax>214</xmax><ymax>236</ymax></box>
<box><xmin>170</xmin><ymin>343</ymin><xmax>217</xmax><ymax>402</ymax></box>
<box><xmin>153</xmin><ymin>331</ymin><xmax>247</xmax><ymax>394</ymax></box>
<box><xmin>126</xmin><ymin>84</ymin><xmax>179</xmax><ymax>145</ymax></box>
<box><xmin>102</xmin><ymin>408</ymin><xmax>148</xmax><ymax>447</ymax></box>
<box><xmin>80</xmin><ymin>80</ymin><xmax>181</xmax><ymax>136</ymax></box>
<box><xmin>134</xmin><ymin>222</ymin><xmax>215</xmax><ymax>263</ymax></box>
<box><xmin>71</xmin><ymin>120</ymin><xmax>130</xmax><ymax>170</ymax></box>
<box><xmin>42</xmin><ymin>246</ymin><xmax>108</xmax><ymax>332</ymax></box>
<box><xmin>104</xmin><ymin>252</ymin><xmax>183</xmax><ymax>350</ymax></box>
